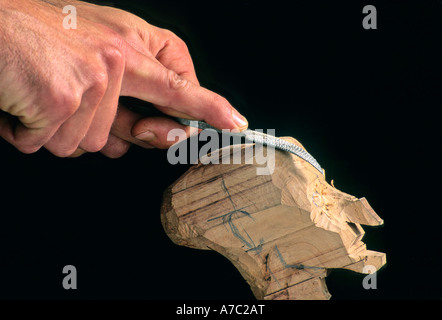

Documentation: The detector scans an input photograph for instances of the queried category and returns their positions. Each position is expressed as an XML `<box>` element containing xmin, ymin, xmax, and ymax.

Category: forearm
<box><xmin>38</xmin><ymin>0</ymin><xmax>78</xmax><ymax>7</ymax></box>
<box><xmin>0</xmin><ymin>0</ymin><xmax>81</xmax><ymax>9</ymax></box>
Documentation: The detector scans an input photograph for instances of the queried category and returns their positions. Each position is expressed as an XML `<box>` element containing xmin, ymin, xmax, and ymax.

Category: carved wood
<box><xmin>161</xmin><ymin>137</ymin><xmax>386</xmax><ymax>299</ymax></box>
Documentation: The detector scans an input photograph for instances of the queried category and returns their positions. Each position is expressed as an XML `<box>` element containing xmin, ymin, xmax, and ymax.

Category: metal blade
<box><xmin>177</xmin><ymin>118</ymin><xmax>324</xmax><ymax>175</ymax></box>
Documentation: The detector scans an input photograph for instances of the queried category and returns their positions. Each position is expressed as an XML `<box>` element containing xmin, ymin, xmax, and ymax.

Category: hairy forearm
<box><xmin>38</xmin><ymin>0</ymin><xmax>77</xmax><ymax>6</ymax></box>
<box><xmin>38</xmin><ymin>0</ymin><xmax>104</xmax><ymax>8</ymax></box>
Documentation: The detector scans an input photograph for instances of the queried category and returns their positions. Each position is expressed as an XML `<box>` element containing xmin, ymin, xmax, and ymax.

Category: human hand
<box><xmin>0</xmin><ymin>0</ymin><xmax>248</xmax><ymax>157</ymax></box>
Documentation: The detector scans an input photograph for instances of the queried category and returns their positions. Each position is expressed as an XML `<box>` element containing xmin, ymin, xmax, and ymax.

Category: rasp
<box><xmin>120</xmin><ymin>97</ymin><xmax>324</xmax><ymax>175</ymax></box>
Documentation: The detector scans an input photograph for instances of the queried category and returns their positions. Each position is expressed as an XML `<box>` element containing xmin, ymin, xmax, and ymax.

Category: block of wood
<box><xmin>161</xmin><ymin>137</ymin><xmax>386</xmax><ymax>300</ymax></box>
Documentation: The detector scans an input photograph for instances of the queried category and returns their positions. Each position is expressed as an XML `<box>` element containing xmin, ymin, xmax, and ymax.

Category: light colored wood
<box><xmin>161</xmin><ymin>137</ymin><xmax>386</xmax><ymax>300</ymax></box>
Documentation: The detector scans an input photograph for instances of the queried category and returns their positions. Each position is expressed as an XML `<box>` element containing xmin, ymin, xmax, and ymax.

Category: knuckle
<box><xmin>50</xmin><ymin>87</ymin><xmax>81</xmax><ymax>119</ymax></box>
<box><xmin>163</xmin><ymin>30</ymin><xmax>189</xmax><ymax>52</ymax></box>
<box><xmin>166</xmin><ymin>69</ymin><xmax>189</xmax><ymax>91</ymax></box>
<box><xmin>100</xmin><ymin>135</ymin><xmax>130</xmax><ymax>158</ymax></box>
<box><xmin>14</xmin><ymin>131</ymin><xmax>50</xmax><ymax>154</ymax></box>
<box><xmin>17</xmin><ymin>143</ymin><xmax>42</xmax><ymax>154</ymax></box>
<box><xmin>44</xmin><ymin>136</ymin><xmax>82</xmax><ymax>158</ymax></box>
<box><xmin>81</xmin><ymin>136</ymin><xmax>109</xmax><ymax>153</ymax></box>
<box><xmin>102</xmin><ymin>44</ymin><xmax>125</xmax><ymax>70</ymax></box>
<box><xmin>102</xmin><ymin>145</ymin><xmax>130</xmax><ymax>159</ymax></box>
<box><xmin>54</xmin><ymin>149</ymin><xmax>76</xmax><ymax>158</ymax></box>
<box><xmin>48</xmin><ymin>144</ymin><xmax>78</xmax><ymax>158</ymax></box>
<box><xmin>174</xmin><ymin>37</ymin><xmax>189</xmax><ymax>52</ymax></box>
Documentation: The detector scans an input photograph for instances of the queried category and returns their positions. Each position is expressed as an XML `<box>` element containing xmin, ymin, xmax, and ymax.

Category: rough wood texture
<box><xmin>161</xmin><ymin>137</ymin><xmax>386</xmax><ymax>300</ymax></box>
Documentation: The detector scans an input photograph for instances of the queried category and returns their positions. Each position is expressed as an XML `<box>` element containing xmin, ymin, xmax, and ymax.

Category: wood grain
<box><xmin>161</xmin><ymin>137</ymin><xmax>386</xmax><ymax>299</ymax></box>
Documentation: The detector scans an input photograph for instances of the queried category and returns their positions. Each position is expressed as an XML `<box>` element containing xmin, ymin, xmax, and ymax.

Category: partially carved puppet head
<box><xmin>161</xmin><ymin>137</ymin><xmax>386</xmax><ymax>300</ymax></box>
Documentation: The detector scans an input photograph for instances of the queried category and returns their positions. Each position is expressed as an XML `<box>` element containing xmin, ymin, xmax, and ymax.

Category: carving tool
<box><xmin>120</xmin><ymin>97</ymin><xmax>324</xmax><ymax>174</ymax></box>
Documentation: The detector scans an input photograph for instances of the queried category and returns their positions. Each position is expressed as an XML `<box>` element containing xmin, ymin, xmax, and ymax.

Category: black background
<box><xmin>0</xmin><ymin>0</ymin><xmax>440</xmax><ymax>300</ymax></box>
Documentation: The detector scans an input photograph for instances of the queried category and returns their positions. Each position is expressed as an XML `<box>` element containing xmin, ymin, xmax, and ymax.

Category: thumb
<box><xmin>120</xmin><ymin>49</ymin><xmax>248</xmax><ymax>131</ymax></box>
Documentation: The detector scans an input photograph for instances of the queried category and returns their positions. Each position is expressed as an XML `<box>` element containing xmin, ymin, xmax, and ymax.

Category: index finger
<box><xmin>120</xmin><ymin>49</ymin><xmax>248</xmax><ymax>131</ymax></box>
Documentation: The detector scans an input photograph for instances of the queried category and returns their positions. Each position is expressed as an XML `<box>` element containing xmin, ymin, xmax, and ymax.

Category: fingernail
<box><xmin>232</xmin><ymin>110</ymin><xmax>248</xmax><ymax>130</ymax></box>
<box><xmin>135</xmin><ymin>130</ymin><xmax>156</xmax><ymax>142</ymax></box>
